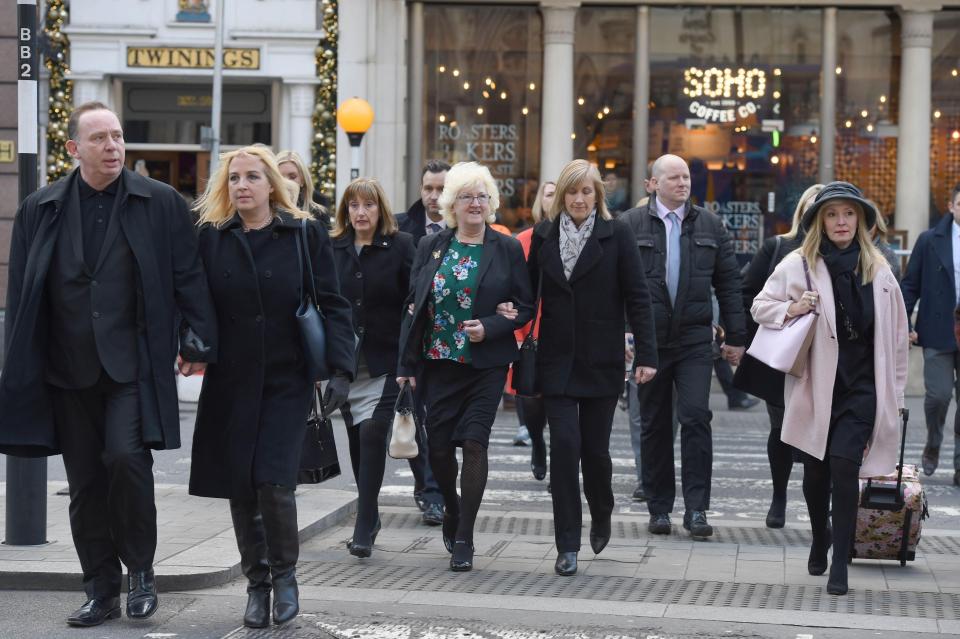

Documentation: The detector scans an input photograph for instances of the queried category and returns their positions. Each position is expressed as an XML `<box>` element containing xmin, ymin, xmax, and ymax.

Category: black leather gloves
<box><xmin>323</xmin><ymin>371</ymin><xmax>351</xmax><ymax>411</ymax></box>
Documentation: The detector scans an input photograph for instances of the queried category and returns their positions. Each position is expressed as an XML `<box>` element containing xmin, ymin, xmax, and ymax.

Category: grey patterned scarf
<box><xmin>559</xmin><ymin>209</ymin><xmax>597</xmax><ymax>280</ymax></box>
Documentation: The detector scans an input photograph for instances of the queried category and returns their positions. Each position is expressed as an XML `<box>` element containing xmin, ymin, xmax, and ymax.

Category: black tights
<box><xmin>430</xmin><ymin>440</ymin><xmax>488</xmax><ymax>544</ymax></box>
<box><xmin>345</xmin><ymin>419</ymin><xmax>390</xmax><ymax>544</ymax></box>
<box><xmin>768</xmin><ymin>428</ymin><xmax>794</xmax><ymax>502</ymax></box>
<box><xmin>802</xmin><ymin>455</ymin><xmax>859</xmax><ymax>587</ymax></box>
<box><xmin>519</xmin><ymin>396</ymin><xmax>547</xmax><ymax>447</ymax></box>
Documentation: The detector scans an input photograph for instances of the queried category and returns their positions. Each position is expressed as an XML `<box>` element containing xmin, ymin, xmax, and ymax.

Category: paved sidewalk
<box><xmin>0</xmin><ymin>482</ymin><xmax>356</xmax><ymax>591</ymax></box>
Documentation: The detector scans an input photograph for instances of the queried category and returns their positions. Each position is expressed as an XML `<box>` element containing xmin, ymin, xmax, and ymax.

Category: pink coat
<box><xmin>751</xmin><ymin>251</ymin><xmax>909</xmax><ymax>477</ymax></box>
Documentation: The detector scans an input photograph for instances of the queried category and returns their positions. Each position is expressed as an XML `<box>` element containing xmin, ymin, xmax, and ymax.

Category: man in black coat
<box><xmin>0</xmin><ymin>102</ymin><xmax>217</xmax><ymax>627</ymax></box>
<box><xmin>393</xmin><ymin>159</ymin><xmax>451</xmax><ymax>525</ymax></box>
<box><xmin>621</xmin><ymin>154</ymin><xmax>746</xmax><ymax>539</ymax></box>
<box><xmin>901</xmin><ymin>184</ymin><xmax>960</xmax><ymax>483</ymax></box>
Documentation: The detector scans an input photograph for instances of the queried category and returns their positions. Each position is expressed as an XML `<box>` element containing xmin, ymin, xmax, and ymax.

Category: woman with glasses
<box><xmin>397</xmin><ymin>161</ymin><xmax>533</xmax><ymax>573</ymax></box>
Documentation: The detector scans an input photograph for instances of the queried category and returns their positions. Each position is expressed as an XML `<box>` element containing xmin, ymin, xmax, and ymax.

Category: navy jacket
<box><xmin>901</xmin><ymin>213</ymin><xmax>958</xmax><ymax>351</ymax></box>
<box><xmin>396</xmin><ymin>199</ymin><xmax>428</xmax><ymax>245</ymax></box>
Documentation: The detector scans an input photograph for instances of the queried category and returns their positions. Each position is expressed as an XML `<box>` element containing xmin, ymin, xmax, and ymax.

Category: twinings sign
<box><xmin>127</xmin><ymin>47</ymin><xmax>260</xmax><ymax>70</ymax></box>
<box><xmin>681</xmin><ymin>66</ymin><xmax>769</xmax><ymax>124</ymax></box>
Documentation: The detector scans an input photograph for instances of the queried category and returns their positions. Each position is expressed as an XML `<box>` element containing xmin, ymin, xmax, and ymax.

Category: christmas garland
<box><xmin>311</xmin><ymin>0</ymin><xmax>337</xmax><ymax>201</ymax></box>
<box><xmin>45</xmin><ymin>0</ymin><xmax>73</xmax><ymax>183</ymax></box>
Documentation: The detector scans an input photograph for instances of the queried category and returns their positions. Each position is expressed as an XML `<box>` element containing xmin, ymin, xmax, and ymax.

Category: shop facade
<box><xmin>341</xmin><ymin>0</ymin><xmax>960</xmax><ymax>254</ymax></box>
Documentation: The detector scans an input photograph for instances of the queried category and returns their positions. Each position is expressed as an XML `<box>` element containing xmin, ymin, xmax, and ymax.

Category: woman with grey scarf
<box><xmin>527</xmin><ymin>159</ymin><xmax>658</xmax><ymax>576</ymax></box>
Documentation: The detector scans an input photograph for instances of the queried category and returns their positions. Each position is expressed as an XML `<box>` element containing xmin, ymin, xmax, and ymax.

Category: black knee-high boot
<box><xmin>257</xmin><ymin>485</ymin><xmax>299</xmax><ymax>624</ymax></box>
<box><xmin>802</xmin><ymin>459</ymin><xmax>832</xmax><ymax>576</ymax></box>
<box><xmin>766</xmin><ymin>428</ymin><xmax>794</xmax><ymax>528</ymax></box>
<box><xmin>229</xmin><ymin>499</ymin><xmax>271</xmax><ymax>628</ymax></box>
<box><xmin>827</xmin><ymin>456</ymin><xmax>859</xmax><ymax>595</ymax></box>
<box><xmin>349</xmin><ymin>419</ymin><xmax>390</xmax><ymax>557</ymax></box>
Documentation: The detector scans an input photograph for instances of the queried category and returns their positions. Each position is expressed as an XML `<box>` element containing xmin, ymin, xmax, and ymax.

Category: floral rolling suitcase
<box><xmin>850</xmin><ymin>409</ymin><xmax>929</xmax><ymax>566</ymax></box>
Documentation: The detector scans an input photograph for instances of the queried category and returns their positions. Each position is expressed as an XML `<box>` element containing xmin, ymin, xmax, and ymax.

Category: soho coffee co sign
<box><xmin>681</xmin><ymin>66</ymin><xmax>770</xmax><ymax>124</ymax></box>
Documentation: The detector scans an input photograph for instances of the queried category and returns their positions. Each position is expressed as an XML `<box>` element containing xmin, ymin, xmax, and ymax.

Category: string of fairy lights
<box><xmin>311</xmin><ymin>0</ymin><xmax>338</xmax><ymax>202</ymax></box>
<box><xmin>44</xmin><ymin>0</ymin><xmax>73</xmax><ymax>183</ymax></box>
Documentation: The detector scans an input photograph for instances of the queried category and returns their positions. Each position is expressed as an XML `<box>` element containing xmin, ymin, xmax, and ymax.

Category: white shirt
<box><xmin>655</xmin><ymin>196</ymin><xmax>686</xmax><ymax>270</ymax></box>
<box><xmin>953</xmin><ymin>221</ymin><xmax>960</xmax><ymax>303</ymax></box>
<box><xmin>425</xmin><ymin>215</ymin><xmax>446</xmax><ymax>235</ymax></box>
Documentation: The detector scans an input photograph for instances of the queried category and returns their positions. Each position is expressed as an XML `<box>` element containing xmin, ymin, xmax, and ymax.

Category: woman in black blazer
<box><xmin>189</xmin><ymin>146</ymin><xmax>355</xmax><ymax>627</ymax></box>
<box><xmin>330</xmin><ymin>177</ymin><xmax>415</xmax><ymax>558</ymax></box>
<box><xmin>397</xmin><ymin>161</ymin><xmax>533</xmax><ymax>572</ymax></box>
<box><xmin>528</xmin><ymin>159</ymin><xmax>658</xmax><ymax>576</ymax></box>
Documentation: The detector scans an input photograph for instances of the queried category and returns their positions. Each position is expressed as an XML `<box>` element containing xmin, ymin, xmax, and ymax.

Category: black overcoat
<box><xmin>332</xmin><ymin>229</ymin><xmax>414</xmax><ymax>377</ymax></box>
<box><xmin>398</xmin><ymin>226</ymin><xmax>533</xmax><ymax>376</ymax></box>
<box><xmin>0</xmin><ymin>168</ymin><xmax>217</xmax><ymax>456</ymax></box>
<box><xmin>528</xmin><ymin>214</ymin><xmax>658</xmax><ymax>398</ymax></box>
<box><xmin>189</xmin><ymin>212</ymin><xmax>355</xmax><ymax>499</ymax></box>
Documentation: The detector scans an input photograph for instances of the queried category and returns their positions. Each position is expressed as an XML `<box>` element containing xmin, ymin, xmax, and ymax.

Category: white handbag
<box><xmin>388</xmin><ymin>381</ymin><xmax>419</xmax><ymax>460</ymax></box>
<box><xmin>747</xmin><ymin>257</ymin><xmax>818</xmax><ymax>377</ymax></box>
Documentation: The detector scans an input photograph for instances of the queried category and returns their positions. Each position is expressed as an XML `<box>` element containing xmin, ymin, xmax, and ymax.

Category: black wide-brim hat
<box><xmin>800</xmin><ymin>181</ymin><xmax>878</xmax><ymax>232</ymax></box>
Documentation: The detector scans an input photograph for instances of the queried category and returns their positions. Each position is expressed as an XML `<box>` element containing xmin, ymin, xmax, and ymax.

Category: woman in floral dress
<box><xmin>397</xmin><ymin>162</ymin><xmax>533</xmax><ymax>572</ymax></box>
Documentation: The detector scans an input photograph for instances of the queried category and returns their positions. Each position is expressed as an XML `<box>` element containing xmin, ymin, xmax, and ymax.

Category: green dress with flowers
<box><xmin>423</xmin><ymin>239</ymin><xmax>484</xmax><ymax>364</ymax></box>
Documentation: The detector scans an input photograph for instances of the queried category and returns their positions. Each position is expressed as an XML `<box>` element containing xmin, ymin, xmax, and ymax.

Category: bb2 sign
<box><xmin>681</xmin><ymin>66</ymin><xmax>771</xmax><ymax>124</ymax></box>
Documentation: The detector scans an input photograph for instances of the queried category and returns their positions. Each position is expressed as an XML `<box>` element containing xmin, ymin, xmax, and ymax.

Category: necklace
<box><xmin>242</xmin><ymin>216</ymin><xmax>273</xmax><ymax>232</ymax></box>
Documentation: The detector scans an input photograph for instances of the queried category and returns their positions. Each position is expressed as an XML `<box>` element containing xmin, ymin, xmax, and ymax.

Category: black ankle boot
<box><xmin>765</xmin><ymin>494</ymin><xmax>787</xmax><ymax>529</ymax></box>
<box><xmin>230</xmin><ymin>499</ymin><xmax>271</xmax><ymax>628</ymax></box>
<box><xmin>807</xmin><ymin>527</ymin><xmax>832</xmax><ymax>576</ymax></box>
<box><xmin>827</xmin><ymin>560</ymin><xmax>848</xmax><ymax>595</ymax></box>
<box><xmin>450</xmin><ymin>541</ymin><xmax>474</xmax><ymax>572</ymax></box>
<box><xmin>257</xmin><ymin>485</ymin><xmax>300</xmax><ymax>625</ymax></box>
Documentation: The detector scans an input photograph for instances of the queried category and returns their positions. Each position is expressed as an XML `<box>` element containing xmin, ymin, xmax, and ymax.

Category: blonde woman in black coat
<box><xmin>330</xmin><ymin>177</ymin><xmax>415</xmax><ymax>558</ymax></box>
<box><xmin>189</xmin><ymin>145</ymin><xmax>354</xmax><ymax>627</ymax></box>
<box><xmin>527</xmin><ymin>159</ymin><xmax>658</xmax><ymax>576</ymax></box>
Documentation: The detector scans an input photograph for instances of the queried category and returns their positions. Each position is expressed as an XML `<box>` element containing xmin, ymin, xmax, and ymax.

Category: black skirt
<box><xmin>422</xmin><ymin>359</ymin><xmax>507</xmax><ymax>449</ymax></box>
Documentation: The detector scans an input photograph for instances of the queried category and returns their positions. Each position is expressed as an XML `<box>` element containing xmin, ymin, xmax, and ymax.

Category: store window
<box><xmin>932</xmin><ymin>10</ymin><xmax>960</xmax><ymax>226</ymax></box>
<box><xmin>834</xmin><ymin>10</ymin><xmax>900</xmax><ymax>231</ymax></box>
<box><xmin>574</xmin><ymin>8</ymin><xmax>635</xmax><ymax>214</ymax></box>
<box><xmin>649</xmin><ymin>7</ymin><xmax>822</xmax><ymax>260</ymax></box>
<box><xmin>422</xmin><ymin>6</ymin><xmax>543</xmax><ymax>230</ymax></box>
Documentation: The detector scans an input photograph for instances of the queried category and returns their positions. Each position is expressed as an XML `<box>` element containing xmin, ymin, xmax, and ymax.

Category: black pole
<box><xmin>4</xmin><ymin>0</ymin><xmax>47</xmax><ymax>547</ymax></box>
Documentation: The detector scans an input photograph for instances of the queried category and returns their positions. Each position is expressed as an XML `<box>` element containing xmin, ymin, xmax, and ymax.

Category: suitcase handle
<box><xmin>861</xmin><ymin>408</ymin><xmax>909</xmax><ymax>511</ymax></box>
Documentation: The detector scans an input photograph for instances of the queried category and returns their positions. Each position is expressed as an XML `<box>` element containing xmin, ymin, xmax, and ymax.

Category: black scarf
<box><xmin>820</xmin><ymin>239</ymin><xmax>872</xmax><ymax>341</ymax></box>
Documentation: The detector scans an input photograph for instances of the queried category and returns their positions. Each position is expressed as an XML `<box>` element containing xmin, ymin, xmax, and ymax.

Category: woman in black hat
<box><xmin>751</xmin><ymin>181</ymin><xmax>909</xmax><ymax>596</ymax></box>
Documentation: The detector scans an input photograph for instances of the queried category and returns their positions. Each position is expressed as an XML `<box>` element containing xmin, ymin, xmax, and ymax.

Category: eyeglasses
<box><xmin>456</xmin><ymin>194</ymin><xmax>490</xmax><ymax>204</ymax></box>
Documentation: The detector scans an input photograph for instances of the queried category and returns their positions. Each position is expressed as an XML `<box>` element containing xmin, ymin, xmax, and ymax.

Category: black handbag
<box><xmin>295</xmin><ymin>219</ymin><xmax>330</xmax><ymax>382</ymax></box>
<box><xmin>511</xmin><ymin>269</ymin><xmax>541</xmax><ymax>397</ymax></box>
<box><xmin>298</xmin><ymin>390</ymin><xmax>341</xmax><ymax>484</ymax></box>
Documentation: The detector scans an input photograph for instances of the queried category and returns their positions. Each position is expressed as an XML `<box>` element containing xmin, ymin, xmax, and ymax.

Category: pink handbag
<box><xmin>747</xmin><ymin>257</ymin><xmax>818</xmax><ymax>377</ymax></box>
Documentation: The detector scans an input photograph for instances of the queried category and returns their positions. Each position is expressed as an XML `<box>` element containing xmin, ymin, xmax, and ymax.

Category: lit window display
<box><xmin>422</xmin><ymin>6</ymin><xmax>543</xmax><ymax>230</ymax></box>
<box><xmin>932</xmin><ymin>10</ymin><xmax>960</xmax><ymax>225</ymax></box>
<box><xmin>648</xmin><ymin>7</ymin><xmax>822</xmax><ymax>259</ymax></box>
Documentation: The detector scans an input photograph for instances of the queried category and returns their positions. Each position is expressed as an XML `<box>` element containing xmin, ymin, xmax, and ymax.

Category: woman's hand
<box><xmin>787</xmin><ymin>290</ymin><xmax>818</xmax><ymax>318</ymax></box>
<box><xmin>463</xmin><ymin>319</ymin><xmax>486</xmax><ymax>342</ymax></box>
<box><xmin>396</xmin><ymin>376</ymin><xmax>417</xmax><ymax>390</ymax></box>
<box><xmin>177</xmin><ymin>356</ymin><xmax>206</xmax><ymax>377</ymax></box>
<box><xmin>496</xmin><ymin>301</ymin><xmax>518</xmax><ymax>321</ymax></box>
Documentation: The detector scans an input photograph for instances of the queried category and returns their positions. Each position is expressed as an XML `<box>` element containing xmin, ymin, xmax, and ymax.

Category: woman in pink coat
<box><xmin>752</xmin><ymin>181</ymin><xmax>909</xmax><ymax>596</ymax></box>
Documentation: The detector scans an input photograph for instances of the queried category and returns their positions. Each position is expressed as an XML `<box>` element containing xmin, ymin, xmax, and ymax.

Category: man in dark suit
<box><xmin>393</xmin><ymin>160</ymin><xmax>451</xmax><ymax>525</ymax></box>
<box><xmin>902</xmin><ymin>184</ymin><xmax>960</xmax><ymax>484</ymax></box>
<box><xmin>0</xmin><ymin>102</ymin><xmax>216</xmax><ymax>627</ymax></box>
<box><xmin>621</xmin><ymin>154</ymin><xmax>746</xmax><ymax>539</ymax></box>
<box><xmin>396</xmin><ymin>160</ymin><xmax>450</xmax><ymax>245</ymax></box>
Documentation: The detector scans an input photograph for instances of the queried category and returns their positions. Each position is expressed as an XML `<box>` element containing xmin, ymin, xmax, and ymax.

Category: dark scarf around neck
<box><xmin>820</xmin><ymin>238</ymin><xmax>871</xmax><ymax>339</ymax></box>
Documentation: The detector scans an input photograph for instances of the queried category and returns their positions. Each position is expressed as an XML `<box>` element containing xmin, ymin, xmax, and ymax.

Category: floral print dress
<box><xmin>423</xmin><ymin>239</ymin><xmax>483</xmax><ymax>364</ymax></box>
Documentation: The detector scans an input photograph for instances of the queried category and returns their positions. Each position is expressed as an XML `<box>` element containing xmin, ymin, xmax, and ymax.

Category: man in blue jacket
<box><xmin>902</xmin><ymin>184</ymin><xmax>960</xmax><ymax>484</ymax></box>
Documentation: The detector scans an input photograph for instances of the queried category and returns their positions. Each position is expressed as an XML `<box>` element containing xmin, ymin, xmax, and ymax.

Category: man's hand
<box><xmin>496</xmin><ymin>301</ymin><xmax>518</xmax><ymax>321</ymax></box>
<box><xmin>909</xmin><ymin>330</ymin><xmax>918</xmax><ymax>345</ymax></box>
<box><xmin>722</xmin><ymin>345</ymin><xmax>745</xmax><ymax>366</ymax></box>
<box><xmin>177</xmin><ymin>357</ymin><xmax>206</xmax><ymax>377</ymax></box>
<box><xmin>396</xmin><ymin>376</ymin><xmax>417</xmax><ymax>390</ymax></box>
<box><xmin>634</xmin><ymin>366</ymin><xmax>657</xmax><ymax>384</ymax></box>
<box><xmin>463</xmin><ymin>319</ymin><xmax>486</xmax><ymax>343</ymax></box>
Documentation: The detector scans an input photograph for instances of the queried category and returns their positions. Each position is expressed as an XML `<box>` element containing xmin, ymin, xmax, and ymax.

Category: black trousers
<box><xmin>544</xmin><ymin>394</ymin><xmax>619</xmax><ymax>552</ymax></box>
<box><xmin>52</xmin><ymin>372</ymin><xmax>156</xmax><ymax>599</ymax></box>
<box><xmin>638</xmin><ymin>343</ymin><xmax>714</xmax><ymax>515</ymax></box>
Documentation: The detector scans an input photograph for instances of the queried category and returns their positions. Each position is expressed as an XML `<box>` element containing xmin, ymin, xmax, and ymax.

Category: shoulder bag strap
<box><xmin>299</xmin><ymin>219</ymin><xmax>320</xmax><ymax>309</ymax></box>
<box><xmin>766</xmin><ymin>236</ymin><xmax>783</xmax><ymax>279</ymax></box>
<box><xmin>801</xmin><ymin>257</ymin><xmax>819</xmax><ymax>317</ymax></box>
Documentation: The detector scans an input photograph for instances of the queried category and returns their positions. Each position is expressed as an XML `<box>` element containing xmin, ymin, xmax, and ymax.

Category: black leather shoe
<box><xmin>648</xmin><ymin>513</ymin><xmax>672</xmax><ymax>535</ymax></box>
<box><xmin>422</xmin><ymin>502</ymin><xmax>444</xmax><ymax>526</ymax></box>
<box><xmin>632</xmin><ymin>485</ymin><xmax>647</xmax><ymax>502</ymax></box>
<box><xmin>589</xmin><ymin>520</ymin><xmax>611</xmax><ymax>555</ymax></box>
<box><xmin>808</xmin><ymin>528</ymin><xmax>832</xmax><ymax>576</ymax></box>
<box><xmin>531</xmin><ymin>439</ymin><xmax>547</xmax><ymax>481</ymax></box>
<box><xmin>66</xmin><ymin>597</ymin><xmax>121</xmax><ymax>627</ymax></box>
<box><xmin>826</xmin><ymin>560</ymin><xmax>848</xmax><ymax>595</ymax></box>
<box><xmin>729</xmin><ymin>397</ymin><xmax>760</xmax><ymax>411</ymax></box>
<box><xmin>765</xmin><ymin>496</ymin><xmax>786</xmax><ymax>529</ymax></box>
<box><xmin>554</xmin><ymin>551</ymin><xmax>578</xmax><ymax>576</ymax></box>
<box><xmin>450</xmin><ymin>541</ymin><xmax>474</xmax><ymax>572</ymax></box>
<box><xmin>347</xmin><ymin>516</ymin><xmax>382</xmax><ymax>558</ymax></box>
<box><xmin>922</xmin><ymin>446</ymin><xmax>939</xmax><ymax>476</ymax></box>
<box><xmin>683</xmin><ymin>511</ymin><xmax>713</xmax><ymax>538</ymax></box>
<box><xmin>126</xmin><ymin>569</ymin><xmax>159</xmax><ymax>619</ymax></box>
<box><xmin>243</xmin><ymin>589</ymin><xmax>270</xmax><ymax>628</ymax></box>
<box><xmin>442</xmin><ymin>512</ymin><xmax>459</xmax><ymax>554</ymax></box>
